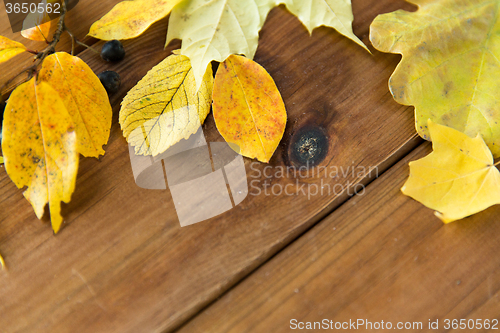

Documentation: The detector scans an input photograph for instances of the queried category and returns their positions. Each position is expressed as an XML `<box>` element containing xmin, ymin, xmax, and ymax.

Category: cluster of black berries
<box><xmin>98</xmin><ymin>40</ymin><xmax>125</xmax><ymax>95</ymax></box>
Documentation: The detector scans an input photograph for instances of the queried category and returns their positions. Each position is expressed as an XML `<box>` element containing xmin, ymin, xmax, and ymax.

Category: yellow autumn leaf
<box><xmin>37</xmin><ymin>52</ymin><xmax>112</xmax><ymax>158</ymax></box>
<box><xmin>213</xmin><ymin>55</ymin><xmax>287</xmax><ymax>163</ymax></box>
<box><xmin>21</xmin><ymin>0</ymin><xmax>53</xmax><ymax>41</ymax></box>
<box><xmin>283</xmin><ymin>0</ymin><xmax>368</xmax><ymax>51</ymax></box>
<box><xmin>370</xmin><ymin>0</ymin><xmax>500</xmax><ymax>157</ymax></box>
<box><xmin>88</xmin><ymin>0</ymin><xmax>183</xmax><ymax>40</ymax></box>
<box><xmin>2</xmin><ymin>79</ymin><xmax>79</xmax><ymax>234</ymax></box>
<box><xmin>0</xmin><ymin>156</ymin><xmax>3</xmax><ymax>164</ymax></box>
<box><xmin>0</xmin><ymin>35</ymin><xmax>26</xmax><ymax>64</ymax></box>
<box><xmin>402</xmin><ymin>120</ymin><xmax>500</xmax><ymax>223</ymax></box>
<box><xmin>120</xmin><ymin>52</ymin><xmax>213</xmax><ymax>156</ymax></box>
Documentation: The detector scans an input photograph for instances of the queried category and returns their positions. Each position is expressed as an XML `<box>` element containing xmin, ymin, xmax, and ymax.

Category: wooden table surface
<box><xmin>1</xmin><ymin>1</ymin><xmax>499</xmax><ymax>332</ymax></box>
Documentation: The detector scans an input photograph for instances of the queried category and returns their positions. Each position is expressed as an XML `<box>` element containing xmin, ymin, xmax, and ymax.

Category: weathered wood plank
<box><xmin>176</xmin><ymin>142</ymin><xmax>500</xmax><ymax>333</ymax></box>
<box><xmin>0</xmin><ymin>1</ymin><xmax>421</xmax><ymax>332</ymax></box>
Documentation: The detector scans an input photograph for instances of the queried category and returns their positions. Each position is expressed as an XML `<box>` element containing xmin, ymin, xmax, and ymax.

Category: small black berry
<box><xmin>101</xmin><ymin>40</ymin><xmax>125</xmax><ymax>62</ymax></box>
<box><xmin>98</xmin><ymin>71</ymin><xmax>121</xmax><ymax>95</ymax></box>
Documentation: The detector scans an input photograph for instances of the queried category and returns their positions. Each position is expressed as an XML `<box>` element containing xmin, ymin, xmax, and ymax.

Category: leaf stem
<box><xmin>65</xmin><ymin>27</ymin><xmax>99</xmax><ymax>55</ymax></box>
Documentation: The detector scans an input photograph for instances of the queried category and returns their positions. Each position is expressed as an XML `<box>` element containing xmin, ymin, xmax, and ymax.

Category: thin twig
<box><xmin>0</xmin><ymin>0</ymin><xmax>69</xmax><ymax>97</ymax></box>
<box><xmin>65</xmin><ymin>26</ymin><xmax>99</xmax><ymax>55</ymax></box>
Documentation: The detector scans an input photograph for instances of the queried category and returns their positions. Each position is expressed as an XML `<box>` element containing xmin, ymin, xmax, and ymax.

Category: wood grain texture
<box><xmin>0</xmin><ymin>1</ymin><xmax>422</xmax><ymax>332</ymax></box>
<box><xmin>177</xmin><ymin>142</ymin><xmax>500</xmax><ymax>333</ymax></box>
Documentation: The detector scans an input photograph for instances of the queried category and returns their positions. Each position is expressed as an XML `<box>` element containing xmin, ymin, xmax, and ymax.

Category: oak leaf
<box><xmin>283</xmin><ymin>0</ymin><xmax>368</xmax><ymax>51</ymax></box>
<box><xmin>166</xmin><ymin>0</ymin><xmax>278</xmax><ymax>89</ymax></box>
<box><xmin>402</xmin><ymin>120</ymin><xmax>500</xmax><ymax>223</ymax></box>
<box><xmin>2</xmin><ymin>79</ymin><xmax>79</xmax><ymax>234</ymax></box>
<box><xmin>88</xmin><ymin>0</ymin><xmax>183</xmax><ymax>40</ymax></box>
<box><xmin>120</xmin><ymin>52</ymin><xmax>213</xmax><ymax>156</ymax></box>
<box><xmin>212</xmin><ymin>54</ymin><xmax>287</xmax><ymax>163</ymax></box>
<box><xmin>37</xmin><ymin>52</ymin><xmax>112</xmax><ymax>158</ymax></box>
<box><xmin>370</xmin><ymin>0</ymin><xmax>500</xmax><ymax>157</ymax></box>
<box><xmin>0</xmin><ymin>36</ymin><xmax>26</xmax><ymax>64</ymax></box>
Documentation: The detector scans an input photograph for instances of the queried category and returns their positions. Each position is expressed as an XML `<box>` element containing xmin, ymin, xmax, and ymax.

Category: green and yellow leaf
<box><xmin>2</xmin><ymin>79</ymin><xmax>79</xmax><ymax>234</ymax></box>
<box><xmin>370</xmin><ymin>0</ymin><xmax>500</xmax><ymax>157</ymax></box>
<box><xmin>283</xmin><ymin>0</ymin><xmax>368</xmax><ymax>50</ymax></box>
<box><xmin>402</xmin><ymin>120</ymin><xmax>500</xmax><ymax>223</ymax></box>
<box><xmin>166</xmin><ymin>0</ymin><xmax>278</xmax><ymax>89</ymax></box>
<box><xmin>120</xmin><ymin>52</ymin><xmax>213</xmax><ymax>156</ymax></box>
<box><xmin>0</xmin><ymin>36</ymin><xmax>26</xmax><ymax>64</ymax></box>
<box><xmin>88</xmin><ymin>0</ymin><xmax>182</xmax><ymax>40</ymax></box>
<box><xmin>213</xmin><ymin>55</ymin><xmax>287</xmax><ymax>163</ymax></box>
<box><xmin>37</xmin><ymin>52</ymin><xmax>112</xmax><ymax>158</ymax></box>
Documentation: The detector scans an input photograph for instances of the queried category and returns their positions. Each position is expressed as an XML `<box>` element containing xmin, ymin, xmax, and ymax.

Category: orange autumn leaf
<box><xmin>38</xmin><ymin>52</ymin><xmax>112</xmax><ymax>158</ymax></box>
<box><xmin>2</xmin><ymin>79</ymin><xmax>79</xmax><ymax>234</ymax></box>
<box><xmin>212</xmin><ymin>55</ymin><xmax>287</xmax><ymax>163</ymax></box>
<box><xmin>89</xmin><ymin>0</ymin><xmax>183</xmax><ymax>40</ymax></box>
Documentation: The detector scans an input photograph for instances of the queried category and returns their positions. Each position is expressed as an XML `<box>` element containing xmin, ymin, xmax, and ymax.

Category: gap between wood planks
<box><xmin>171</xmin><ymin>132</ymin><xmax>423</xmax><ymax>333</ymax></box>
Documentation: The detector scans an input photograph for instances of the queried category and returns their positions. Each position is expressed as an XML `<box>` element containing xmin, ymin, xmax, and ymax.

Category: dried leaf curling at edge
<box><xmin>37</xmin><ymin>52</ymin><xmax>112</xmax><ymax>158</ymax></box>
<box><xmin>370</xmin><ymin>0</ymin><xmax>500</xmax><ymax>157</ymax></box>
<box><xmin>282</xmin><ymin>0</ymin><xmax>369</xmax><ymax>51</ymax></box>
<box><xmin>0</xmin><ymin>35</ymin><xmax>26</xmax><ymax>64</ymax></box>
<box><xmin>402</xmin><ymin>120</ymin><xmax>500</xmax><ymax>223</ymax></box>
<box><xmin>212</xmin><ymin>54</ymin><xmax>287</xmax><ymax>163</ymax></box>
<box><xmin>2</xmin><ymin>79</ymin><xmax>79</xmax><ymax>234</ymax></box>
<box><xmin>88</xmin><ymin>0</ymin><xmax>183</xmax><ymax>40</ymax></box>
<box><xmin>120</xmin><ymin>52</ymin><xmax>213</xmax><ymax>156</ymax></box>
<box><xmin>166</xmin><ymin>0</ymin><xmax>278</xmax><ymax>90</ymax></box>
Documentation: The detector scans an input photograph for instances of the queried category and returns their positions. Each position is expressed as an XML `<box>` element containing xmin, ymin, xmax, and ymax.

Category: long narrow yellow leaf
<box><xmin>89</xmin><ymin>0</ymin><xmax>182</xmax><ymax>40</ymax></box>
<box><xmin>2</xmin><ymin>79</ymin><xmax>79</xmax><ymax>233</ymax></box>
